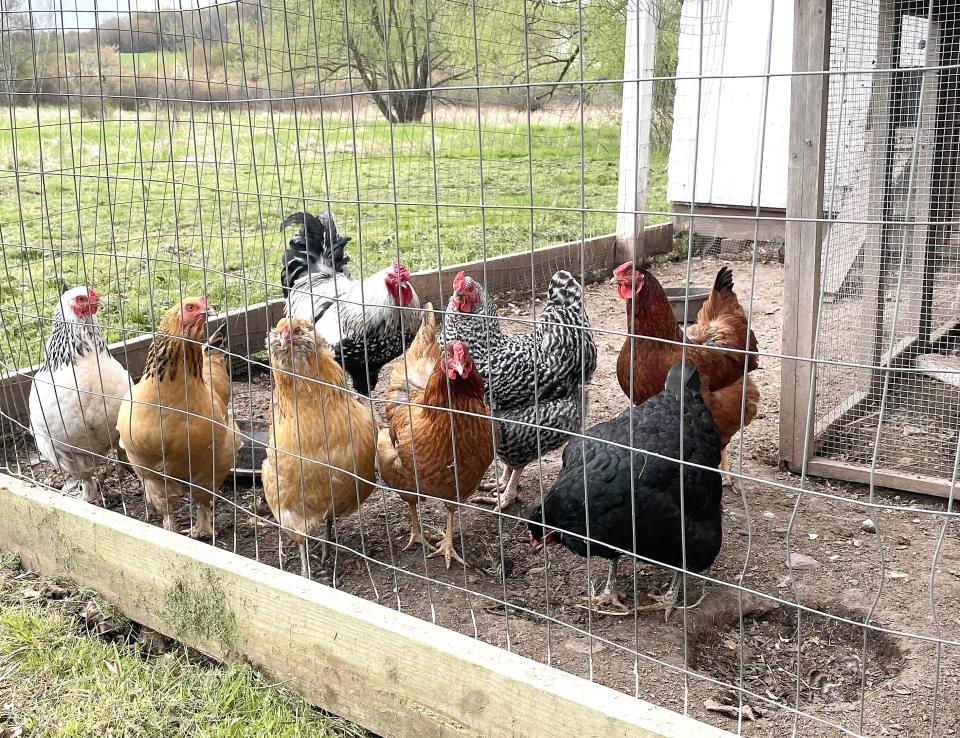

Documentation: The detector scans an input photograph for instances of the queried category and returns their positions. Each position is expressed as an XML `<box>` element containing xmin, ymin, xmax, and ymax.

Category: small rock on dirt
<box><xmin>787</xmin><ymin>553</ymin><xmax>821</xmax><ymax>570</ymax></box>
<box><xmin>862</xmin><ymin>518</ymin><xmax>877</xmax><ymax>534</ymax></box>
<box><xmin>563</xmin><ymin>637</ymin><xmax>605</xmax><ymax>655</ymax></box>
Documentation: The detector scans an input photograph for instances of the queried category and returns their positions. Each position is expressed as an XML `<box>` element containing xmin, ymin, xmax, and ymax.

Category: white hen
<box><xmin>29</xmin><ymin>286</ymin><xmax>130</xmax><ymax>502</ymax></box>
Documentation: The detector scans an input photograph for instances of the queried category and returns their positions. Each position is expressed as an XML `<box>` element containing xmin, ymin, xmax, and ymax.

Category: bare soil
<box><xmin>7</xmin><ymin>257</ymin><xmax>960</xmax><ymax>738</ymax></box>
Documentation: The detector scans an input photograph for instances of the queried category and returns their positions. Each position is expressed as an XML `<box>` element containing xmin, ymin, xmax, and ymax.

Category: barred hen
<box><xmin>442</xmin><ymin>270</ymin><xmax>596</xmax><ymax>511</ymax></box>
<box><xmin>528</xmin><ymin>363</ymin><xmax>723</xmax><ymax>619</ymax></box>
<box><xmin>281</xmin><ymin>211</ymin><xmax>421</xmax><ymax>395</ymax></box>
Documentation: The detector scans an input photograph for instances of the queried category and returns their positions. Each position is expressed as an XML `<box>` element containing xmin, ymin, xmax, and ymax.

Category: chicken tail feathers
<box><xmin>407</xmin><ymin>302</ymin><xmax>437</xmax><ymax>355</ymax></box>
<box><xmin>546</xmin><ymin>270</ymin><xmax>583</xmax><ymax>308</ymax></box>
<box><xmin>713</xmin><ymin>266</ymin><xmax>735</xmax><ymax>295</ymax></box>
<box><xmin>280</xmin><ymin>211</ymin><xmax>352</xmax><ymax>295</ymax></box>
<box><xmin>203</xmin><ymin>325</ymin><xmax>225</xmax><ymax>354</ymax></box>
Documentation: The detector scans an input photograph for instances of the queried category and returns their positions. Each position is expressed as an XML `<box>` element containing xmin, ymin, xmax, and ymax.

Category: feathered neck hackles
<box><xmin>141</xmin><ymin>305</ymin><xmax>205</xmax><ymax>383</ymax></box>
<box><xmin>43</xmin><ymin>305</ymin><xmax>107</xmax><ymax>370</ymax></box>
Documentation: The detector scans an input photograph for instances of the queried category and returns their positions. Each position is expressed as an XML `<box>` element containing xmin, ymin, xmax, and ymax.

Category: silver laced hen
<box><xmin>442</xmin><ymin>270</ymin><xmax>596</xmax><ymax>510</ymax></box>
<box><xmin>29</xmin><ymin>286</ymin><xmax>129</xmax><ymax>503</ymax></box>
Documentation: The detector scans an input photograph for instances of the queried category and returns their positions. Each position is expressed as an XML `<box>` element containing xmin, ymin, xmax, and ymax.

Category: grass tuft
<box><xmin>0</xmin><ymin>554</ymin><xmax>366</xmax><ymax>737</ymax></box>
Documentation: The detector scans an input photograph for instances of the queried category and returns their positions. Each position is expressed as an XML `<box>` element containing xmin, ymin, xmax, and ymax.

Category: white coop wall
<box><xmin>666</xmin><ymin>0</ymin><xmax>793</xmax><ymax>213</ymax></box>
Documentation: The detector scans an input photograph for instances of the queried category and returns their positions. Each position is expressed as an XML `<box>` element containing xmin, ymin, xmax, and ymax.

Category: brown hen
<box><xmin>613</xmin><ymin>263</ymin><xmax>760</xmax><ymax>453</ymax></box>
<box><xmin>117</xmin><ymin>297</ymin><xmax>241</xmax><ymax>538</ymax></box>
<box><xmin>378</xmin><ymin>304</ymin><xmax>495</xmax><ymax>568</ymax></box>
<box><xmin>261</xmin><ymin>318</ymin><xmax>377</xmax><ymax>577</ymax></box>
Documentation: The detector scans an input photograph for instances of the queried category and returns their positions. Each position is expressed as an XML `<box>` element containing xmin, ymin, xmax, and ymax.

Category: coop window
<box><xmin>891</xmin><ymin>14</ymin><xmax>929</xmax><ymax>127</ymax></box>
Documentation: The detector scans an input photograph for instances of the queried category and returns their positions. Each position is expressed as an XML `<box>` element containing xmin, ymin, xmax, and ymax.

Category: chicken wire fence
<box><xmin>1</xmin><ymin>0</ymin><xmax>960</xmax><ymax>737</ymax></box>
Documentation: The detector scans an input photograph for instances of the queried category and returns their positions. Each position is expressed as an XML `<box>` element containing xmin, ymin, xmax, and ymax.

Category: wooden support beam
<box><xmin>615</xmin><ymin>2</ymin><xmax>657</xmax><ymax>263</ymax></box>
<box><xmin>407</xmin><ymin>233</ymin><xmax>618</xmax><ymax>309</ymax></box>
<box><xmin>0</xmin><ymin>475</ymin><xmax>734</xmax><ymax>738</ymax></box>
<box><xmin>807</xmin><ymin>458</ymin><xmax>959</xmax><ymax>499</ymax></box>
<box><xmin>780</xmin><ymin>0</ymin><xmax>831</xmax><ymax>472</ymax></box>
<box><xmin>862</xmin><ymin>3</ymin><xmax>898</xmax><ymax>394</ymax></box>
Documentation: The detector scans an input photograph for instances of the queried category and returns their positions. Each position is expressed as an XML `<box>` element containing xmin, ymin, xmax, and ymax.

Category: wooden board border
<box><xmin>0</xmin><ymin>473</ymin><xmax>733</xmax><ymax>738</ymax></box>
<box><xmin>0</xmin><ymin>227</ymin><xmax>674</xmax><ymax>426</ymax></box>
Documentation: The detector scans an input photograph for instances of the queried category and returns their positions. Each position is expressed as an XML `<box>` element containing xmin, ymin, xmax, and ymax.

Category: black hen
<box><xmin>527</xmin><ymin>363</ymin><xmax>722</xmax><ymax>617</ymax></box>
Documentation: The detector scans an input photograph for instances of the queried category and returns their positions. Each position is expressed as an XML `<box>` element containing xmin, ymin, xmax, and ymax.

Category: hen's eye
<box><xmin>293</xmin><ymin>327</ymin><xmax>302</xmax><ymax>336</ymax></box>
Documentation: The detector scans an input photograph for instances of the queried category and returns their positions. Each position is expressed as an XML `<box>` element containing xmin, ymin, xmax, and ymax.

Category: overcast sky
<box><xmin>22</xmin><ymin>0</ymin><xmax>213</xmax><ymax>31</ymax></box>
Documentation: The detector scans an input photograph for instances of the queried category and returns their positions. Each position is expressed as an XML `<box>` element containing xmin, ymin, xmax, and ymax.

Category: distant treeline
<box><xmin>1</xmin><ymin>0</ymin><xmax>680</xmax><ymax>134</ymax></box>
<box><xmin>59</xmin><ymin>5</ymin><xmax>249</xmax><ymax>54</ymax></box>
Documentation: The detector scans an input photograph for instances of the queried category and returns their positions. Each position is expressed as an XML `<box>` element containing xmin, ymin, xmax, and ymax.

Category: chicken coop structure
<box><xmin>781</xmin><ymin>0</ymin><xmax>960</xmax><ymax>496</ymax></box>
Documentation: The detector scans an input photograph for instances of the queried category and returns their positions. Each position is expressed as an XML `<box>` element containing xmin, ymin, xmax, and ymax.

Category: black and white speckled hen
<box><xmin>280</xmin><ymin>211</ymin><xmax>421</xmax><ymax>395</ymax></box>
<box><xmin>442</xmin><ymin>270</ymin><xmax>596</xmax><ymax>511</ymax></box>
<box><xmin>527</xmin><ymin>363</ymin><xmax>723</xmax><ymax>619</ymax></box>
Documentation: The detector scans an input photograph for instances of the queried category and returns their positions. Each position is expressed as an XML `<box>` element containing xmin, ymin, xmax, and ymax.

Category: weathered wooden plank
<box><xmin>780</xmin><ymin>0</ymin><xmax>831</xmax><ymax>471</ymax></box>
<box><xmin>915</xmin><ymin>353</ymin><xmax>960</xmax><ymax>389</ymax></box>
<box><xmin>407</xmin><ymin>234</ymin><xmax>617</xmax><ymax>308</ymax></box>
<box><xmin>807</xmin><ymin>458</ymin><xmax>959</xmax><ymax>499</ymax></box>
<box><xmin>0</xmin><ymin>475</ymin><xmax>734</xmax><ymax>738</ymax></box>
<box><xmin>670</xmin><ymin>203</ymin><xmax>787</xmax><ymax>243</ymax></box>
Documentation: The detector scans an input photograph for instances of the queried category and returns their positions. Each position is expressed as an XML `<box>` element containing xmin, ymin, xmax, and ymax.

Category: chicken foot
<box><xmin>473</xmin><ymin>465</ymin><xmax>523</xmax><ymax>511</ymax></box>
<box><xmin>427</xmin><ymin>507</ymin><xmax>465</xmax><ymax>569</ymax></box>
<box><xmin>636</xmin><ymin>571</ymin><xmax>708</xmax><ymax>622</ymax></box>
<box><xmin>184</xmin><ymin>504</ymin><xmax>213</xmax><ymax>540</ymax></box>
<box><xmin>403</xmin><ymin>500</ymin><xmax>427</xmax><ymax>551</ymax></box>
<box><xmin>579</xmin><ymin>559</ymin><xmax>631</xmax><ymax>615</ymax></box>
<box><xmin>294</xmin><ymin>519</ymin><xmax>337</xmax><ymax>579</ymax></box>
<box><xmin>719</xmin><ymin>448</ymin><xmax>734</xmax><ymax>489</ymax></box>
<box><xmin>319</xmin><ymin>519</ymin><xmax>334</xmax><ymax>566</ymax></box>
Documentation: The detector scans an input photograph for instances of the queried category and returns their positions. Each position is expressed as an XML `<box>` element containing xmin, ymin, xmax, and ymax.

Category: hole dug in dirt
<box><xmin>690</xmin><ymin>600</ymin><xmax>905</xmax><ymax>707</ymax></box>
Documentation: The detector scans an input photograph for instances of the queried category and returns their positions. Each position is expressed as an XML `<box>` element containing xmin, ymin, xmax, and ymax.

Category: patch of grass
<box><xmin>0</xmin><ymin>555</ymin><xmax>365</xmax><ymax>737</ymax></box>
<box><xmin>0</xmin><ymin>107</ymin><xmax>668</xmax><ymax>366</ymax></box>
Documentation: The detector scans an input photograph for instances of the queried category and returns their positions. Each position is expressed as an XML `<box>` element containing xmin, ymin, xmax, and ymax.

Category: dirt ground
<box><xmin>7</xmin><ymin>256</ymin><xmax>960</xmax><ymax>738</ymax></box>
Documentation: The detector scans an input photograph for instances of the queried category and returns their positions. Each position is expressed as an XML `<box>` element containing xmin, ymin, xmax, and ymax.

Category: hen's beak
<box><xmin>452</xmin><ymin>360</ymin><xmax>465</xmax><ymax>376</ymax></box>
<box><xmin>205</xmin><ymin>305</ymin><xmax>217</xmax><ymax>318</ymax></box>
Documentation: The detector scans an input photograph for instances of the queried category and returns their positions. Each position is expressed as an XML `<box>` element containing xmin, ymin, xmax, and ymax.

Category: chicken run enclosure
<box><xmin>3</xmin><ymin>0</ymin><xmax>960</xmax><ymax>736</ymax></box>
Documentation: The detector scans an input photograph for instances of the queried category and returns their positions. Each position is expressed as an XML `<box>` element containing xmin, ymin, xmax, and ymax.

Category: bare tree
<box><xmin>318</xmin><ymin>0</ymin><xmax>472</xmax><ymax>123</ymax></box>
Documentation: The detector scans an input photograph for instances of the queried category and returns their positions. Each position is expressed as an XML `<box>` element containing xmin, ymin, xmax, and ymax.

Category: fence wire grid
<box><xmin>1</xmin><ymin>0</ymin><xmax>960</xmax><ymax>736</ymax></box>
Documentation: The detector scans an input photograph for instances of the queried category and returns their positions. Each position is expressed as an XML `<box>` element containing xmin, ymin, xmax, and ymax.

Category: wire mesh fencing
<box><xmin>1</xmin><ymin>0</ymin><xmax>960</xmax><ymax>737</ymax></box>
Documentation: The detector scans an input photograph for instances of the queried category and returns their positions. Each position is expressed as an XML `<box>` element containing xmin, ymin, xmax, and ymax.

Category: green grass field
<box><xmin>0</xmin><ymin>554</ymin><xmax>365</xmax><ymax>737</ymax></box>
<box><xmin>0</xmin><ymin>106</ymin><xmax>667</xmax><ymax>366</ymax></box>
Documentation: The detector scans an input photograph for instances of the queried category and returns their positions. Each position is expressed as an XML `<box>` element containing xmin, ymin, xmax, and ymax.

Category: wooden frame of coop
<box><xmin>781</xmin><ymin>0</ymin><xmax>960</xmax><ymax>498</ymax></box>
